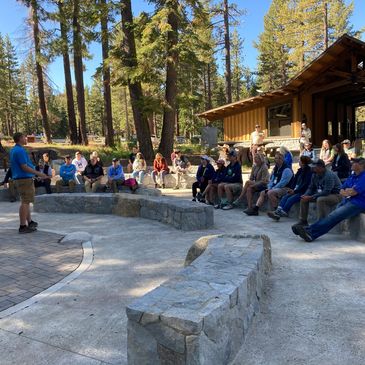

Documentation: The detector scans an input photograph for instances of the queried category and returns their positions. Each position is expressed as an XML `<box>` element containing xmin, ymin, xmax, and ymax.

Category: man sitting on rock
<box><xmin>35</xmin><ymin>159</ymin><xmax>53</xmax><ymax>194</ymax></box>
<box><xmin>293</xmin><ymin>158</ymin><xmax>365</xmax><ymax>242</ymax></box>
<box><xmin>106</xmin><ymin>158</ymin><xmax>124</xmax><ymax>193</ymax></box>
<box><xmin>56</xmin><ymin>155</ymin><xmax>76</xmax><ymax>193</ymax></box>
<box><xmin>215</xmin><ymin>150</ymin><xmax>243</xmax><ymax>210</ymax></box>
<box><xmin>292</xmin><ymin>159</ymin><xmax>342</xmax><ymax>227</ymax></box>
<box><xmin>245</xmin><ymin>152</ymin><xmax>293</xmax><ymax>216</ymax></box>
<box><xmin>192</xmin><ymin>155</ymin><xmax>214</xmax><ymax>202</ymax></box>
<box><xmin>83</xmin><ymin>155</ymin><xmax>104</xmax><ymax>193</ymax></box>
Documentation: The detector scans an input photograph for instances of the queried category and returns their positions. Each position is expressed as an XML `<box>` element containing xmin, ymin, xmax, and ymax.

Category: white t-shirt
<box><xmin>251</xmin><ymin>131</ymin><xmax>265</xmax><ymax>145</ymax></box>
<box><xmin>72</xmin><ymin>156</ymin><xmax>88</xmax><ymax>172</ymax></box>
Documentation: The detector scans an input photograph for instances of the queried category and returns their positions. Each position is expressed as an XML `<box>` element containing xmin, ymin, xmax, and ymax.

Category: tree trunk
<box><xmin>158</xmin><ymin>6</ymin><xmax>178</xmax><ymax>157</ymax></box>
<box><xmin>323</xmin><ymin>1</ymin><xmax>328</xmax><ymax>50</ymax></box>
<box><xmin>73</xmin><ymin>0</ymin><xmax>88</xmax><ymax>145</ymax></box>
<box><xmin>223</xmin><ymin>0</ymin><xmax>232</xmax><ymax>104</ymax></box>
<box><xmin>120</xmin><ymin>0</ymin><xmax>154</xmax><ymax>160</ymax></box>
<box><xmin>207</xmin><ymin>63</ymin><xmax>212</xmax><ymax>110</ymax></box>
<box><xmin>100</xmin><ymin>0</ymin><xmax>114</xmax><ymax>147</ymax></box>
<box><xmin>30</xmin><ymin>0</ymin><xmax>52</xmax><ymax>143</ymax></box>
<box><xmin>58</xmin><ymin>0</ymin><xmax>78</xmax><ymax>145</ymax></box>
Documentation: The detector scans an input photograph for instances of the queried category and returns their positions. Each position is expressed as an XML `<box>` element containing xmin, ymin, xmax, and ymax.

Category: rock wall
<box><xmin>126</xmin><ymin>234</ymin><xmax>272</xmax><ymax>365</ymax></box>
<box><xmin>34</xmin><ymin>193</ymin><xmax>214</xmax><ymax>231</ymax></box>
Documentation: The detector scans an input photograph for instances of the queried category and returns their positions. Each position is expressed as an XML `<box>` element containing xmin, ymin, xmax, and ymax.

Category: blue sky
<box><xmin>0</xmin><ymin>0</ymin><xmax>363</xmax><ymax>92</ymax></box>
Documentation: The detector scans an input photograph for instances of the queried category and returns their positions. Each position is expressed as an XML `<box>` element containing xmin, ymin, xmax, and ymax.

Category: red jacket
<box><xmin>154</xmin><ymin>158</ymin><xmax>169</xmax><ymax>173</ymax></box>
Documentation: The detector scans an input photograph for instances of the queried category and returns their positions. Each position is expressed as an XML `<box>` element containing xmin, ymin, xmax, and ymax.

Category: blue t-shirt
<box><xmin>60</xmin><ymin>164</ymin><xmax>77</xmax><ymax>182</ymax></box>
<box><xmin>10</xmin><ymin>144</ymin><xmax>34</xmax><ymax>180</ymax></box>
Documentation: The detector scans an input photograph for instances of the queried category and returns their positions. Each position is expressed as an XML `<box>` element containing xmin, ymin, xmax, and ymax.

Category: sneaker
<box><xmin>28</xmin><ymin>221</ymin><xmax>38</xmax><ymax>229</ymax></box>
<box><xmin>19</xmin><ymin>226</ymin><xmax>36</xmax><ymax>234</ymax></box>
<box><xmin>295</xmin><ymin>225</ymin><xmax>313</xmax><ymax>242</ymax></box>
<box><xmin>267</xmin><ymin>211</ymin><xmax>280</xmax><ymax>221</ymax></box>
<box><xmin>277</xmin><ymin>209</ymin><xmax>288</xmax><ymax>217</ymax></box>
<box><xmin>192</xmin><ymin>198</ymin><xmax>197</xmax><ymax>202</ymax></box>
<box><xmin>214</xmin><ymin>204</ymin><xmax>221</xmax><ymax>209</ymax></box>
<box><xmin>244</xmin><ymin>207</ymin><xmax>259</xmax><ymax>216</ymax></box>
<box><xmin>222</xmin><ymin>204</ymin><xmax>234</xmax><ymax>210</ymax></box>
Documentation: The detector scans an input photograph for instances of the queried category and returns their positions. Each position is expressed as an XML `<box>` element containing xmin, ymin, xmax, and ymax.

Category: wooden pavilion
<box><xmin>198</xmin><ymin>34</ymin><xmax>365</xmax><ymax>146</ymax></box>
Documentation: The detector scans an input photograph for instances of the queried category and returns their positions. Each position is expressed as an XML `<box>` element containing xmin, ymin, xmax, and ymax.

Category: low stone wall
<box><xmin>126</xmin><ymin>234</ymin><xmax>272</xmax><ymax>365</ymax></box>
<box><xmin>34</xmin><ymin>193</ymin><xmax>214</xmax><ymax>231</ymax></box>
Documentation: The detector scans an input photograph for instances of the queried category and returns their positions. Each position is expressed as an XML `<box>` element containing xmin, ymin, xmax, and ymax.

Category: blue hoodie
<box><xmin>60</xmin><ymin>163</ymin><xmax>76</xmax><ymax>182</ymax></box>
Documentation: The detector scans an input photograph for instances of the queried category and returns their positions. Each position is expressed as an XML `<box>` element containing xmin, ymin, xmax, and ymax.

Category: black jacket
<box><xmin>332</xmin><ymin>154</ymin><xmax>351</xmax><ymax>180</ymax></box>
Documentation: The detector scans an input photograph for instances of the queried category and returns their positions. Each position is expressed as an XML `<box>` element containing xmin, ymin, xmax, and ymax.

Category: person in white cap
<box><xmin>192</xmin><ymin>156</ymin><xmax>215</xmax><ymax>202</ymax></box>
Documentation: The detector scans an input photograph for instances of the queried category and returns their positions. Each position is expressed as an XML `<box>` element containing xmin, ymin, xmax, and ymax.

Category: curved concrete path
<box><xmin>0</xmin><ymin>199</ymin><xmax>364</xmax><ymax>364</ymax></box>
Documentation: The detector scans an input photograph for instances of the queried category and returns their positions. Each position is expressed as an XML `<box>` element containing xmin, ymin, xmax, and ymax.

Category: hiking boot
<box><xmin>267</xmin><ymin>211</ymin><xmax>280</xmax><ymax>221</ymax></box>
<box><xmin>295</xmin><ymin>225</ymin><xmax>313</xmax><ymax>242</ymax></box>
<box><xmin>192</xmin><ymin>198</ymin><xmax>197</xmax><ymax>202</ymax></box>
<box><xmin>19</xmin><ymin>225</ymin><xmax>36</xmax><ymax>234</ymax></box>
<box><xmin>28</xmin><ymin>220</ymin><xmax>38</xmax><ymax>229</ymax></box>
<box><xmin>222</xmin><ymin>204</ymin><xmax>234</xmax><ymax>210</ymax></box>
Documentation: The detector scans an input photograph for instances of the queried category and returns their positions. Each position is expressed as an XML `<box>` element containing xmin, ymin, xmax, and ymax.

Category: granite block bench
<box><xmin>126</xmin><ymin>234</ymin><xmax>272</xmax><ymax>365</ymax></box>
<box><xmin>33</xmin><ymin>193</ymin><xmax>214</xmax><ymax>231</ymax></box>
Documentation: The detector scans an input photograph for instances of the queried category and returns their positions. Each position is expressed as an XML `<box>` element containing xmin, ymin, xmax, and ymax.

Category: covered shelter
<box><xmin>198</xmin><ymin>34</ymin><xmax>365</xmax><ymax>147</ymax></box>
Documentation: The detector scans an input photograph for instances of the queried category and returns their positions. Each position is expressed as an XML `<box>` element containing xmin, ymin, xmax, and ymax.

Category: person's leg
<box><xmin>131</xmin><ymin>171</ymin><xmax>138</xmax><ymax>180</ymax></box>
<box><xmin>246</xmin><ymin>186</ymin><xmax>255</xmax><ymax>208</ymax></box>
<box><xmin>299</xmin><ymin>199</ymin><xmax>310</xmax><ymax>224</ymax></box>
<box><xmin>8</xmin><ymin>180</ymin><xmax>16</xmax><ymax>202</ymax></box>
<box><xmin>68</xmin><ymin>180</ymin><xmax>76</xmax><ymax>193</ymax></box>
<box><xmin>161</xmin><ymin>171</ymin><xmax>167</xmax><ymax>188</ymax></box>
<box><xmin>91</xmin><ymin>180</ymin><xmax>101</xmax><ymax>193</ymax></box>
<box><xmin>316</xmin><ymin>194</ymin><xmax>342</xmax><ymax>220</ymax></box>
<box><xmin>225</xmin><ymin>184</ymin><xmax>234</xmax><ymax>203</ymax></box>
<box><xmin>267</xmin><ymin>189</ymin><xmax>279</xmax><ymax>210</ymax></box>
<box><xmin>84</xmin><ymin>180</ymin><xmax>92</xmax><ymax>193</ymax></box>
<box><xmin>281</xmin><ymin>193</ymin><xmax>301</xmax><ymax>213</ymax></box>
<box><xmin>217</xmin><ymin>183</ymin><xmax>226</xmax><ymax>199</ymax></box>
<box><xmin>236</xmin><ymin>181</ymin><xmax>250</xmax><ymax>202</ymax></box>
<box><xmin>151</xmin><ymin>171</ymin><xmax>157</xmax><ymax>185</ymax></box>
<box><xmin>200</xmin><ymin>181</ymin><xmax>208</xmax><ymax>195</ymax></box>
<box><xmin>175</xmin><ymin>172</ymin><xmax>182</xmax><ymax>188</ymax></box>
<box><xmin>19</xmin><ymin>202</ymin><xmax>31</xmax><ymax>226</ymax></box>
<box><xmin>192</xmin><ymin>181</ymin><xmax>199</xmax><ymax>198</ymax></box>
<box><xmin>44</xmin><ymin>179</ymin><xmax>52</xmax><ymax>194</ymax></box>
<box><xmin>255</xmin><ymin>190</ymin><xmax>267</xmax><ymax>208</ymax></box>
<box><xmin>305</xmin><ymin>202</ymin><xmax>364</xmax><ymax>240</ymax></box>
<box><xmin>55</xmin><ymin>179</ymin><xmax>62</xmax><ymax>193</ymax></box>
<box><xmin>111</xmin><ymin>180</ymin><xmax>118</xmax><ymax>193</ymax></box>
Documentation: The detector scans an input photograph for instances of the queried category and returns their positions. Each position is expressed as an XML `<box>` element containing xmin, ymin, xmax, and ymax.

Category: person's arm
<box><xmin>113</xmin><ymin>166</ymin><xmax>123</xmax><ymax>180</ymax></box>
<box><xmin>20</xmin><ymin>164</ymin><xmax>47</xmax><ymax>179</ymax></box>
<box><xmin>223</xmin><ymin>164</ymin><xmax>242</xmax><ymax>183</ymax></box>
<box><xmin>312</xmin><ymin>175</ymin><xmax>335</xmax><ymax>199</ymax></box>
<box><xmin>303</xmin><ymin>175</ymin><xmax>315</xmax><ymax>196</ymax></box>
<box><xmin>274</xmin><ymin>168</ymin><xmax>293</xmax><ymax>188</ymax></box>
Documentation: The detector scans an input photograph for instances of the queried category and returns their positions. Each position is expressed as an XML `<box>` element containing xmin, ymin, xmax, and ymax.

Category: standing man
<box><xmin>250</xmin><ymin>125</ymin><xmax>265</xmax><ymax>159</ymax></box>
<box><xmin>10</xmin><ymin>133</ymin><xmax>47</xmax><ymax>234</ymax></box>
<box><xmin>299</xmin><ymin>122</ymin><xmax>312</xmax><ymax>152</ymax></box>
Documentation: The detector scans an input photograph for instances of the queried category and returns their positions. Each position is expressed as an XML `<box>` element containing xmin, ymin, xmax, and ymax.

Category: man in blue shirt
<box><xmin>56</xmin><ymin>155</ymin><xmax>77</xmax><ymax>193</ymax></box>
<box><xmin>10</xmin><ymin>132</ymin><xmax>47</xmax><ymax>234</ymax></box>
<box><xmin>293</xmin><ymin>158</ymin><xmax>365</xmax><ymax>242</ymax></box>
<box><xmin>107</xmin><ymin>158</ymin><xmax>124</xmax><ymax>193</ymax></box>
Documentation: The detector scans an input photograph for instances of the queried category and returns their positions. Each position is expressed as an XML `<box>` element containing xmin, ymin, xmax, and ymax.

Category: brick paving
<box><xmin>0</xmin><ymin>229</ymin><xmax>83</xmax><ymax>312</ymax></box>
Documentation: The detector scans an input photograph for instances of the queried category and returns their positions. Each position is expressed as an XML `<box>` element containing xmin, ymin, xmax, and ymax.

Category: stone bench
<box><xmin>126</xmin><ymin>234</ymin><xmax>271</xmax><ymax>365</ymax></box>
<box><xmin>33</xmin><ymin>193</ymin><xmax>214</xmax><ymax>231</ymax></box>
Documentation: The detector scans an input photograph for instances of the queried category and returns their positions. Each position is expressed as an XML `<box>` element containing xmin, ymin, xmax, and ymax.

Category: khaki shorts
<box><xmin>224</xmin><ymin>183</ymin><xmax>242</xmax><ymax>195</ymax></box>
<box><xmin>14</xmin><ymin>178</ymin><xmax>35</xmax><ymax>204</ymax></box>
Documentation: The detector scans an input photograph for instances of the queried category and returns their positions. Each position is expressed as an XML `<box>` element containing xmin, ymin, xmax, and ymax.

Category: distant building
<box><xmin>198</xmin><ymin>34</ymin><xmax>365</xmax><ymax>147</ymax></box>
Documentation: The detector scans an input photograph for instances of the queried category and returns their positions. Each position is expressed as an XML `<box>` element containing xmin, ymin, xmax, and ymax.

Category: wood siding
<box><xmin>223</xmin><ymin>106</ymin><xmax>266</xmax><ymax>141</ymax></box>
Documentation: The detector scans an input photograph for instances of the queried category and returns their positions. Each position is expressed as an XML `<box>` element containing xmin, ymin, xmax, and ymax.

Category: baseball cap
<box><xmin>309</xmin><ymin>159</ymin><xmax>325</xmax><ymax>168</ymax></box>
<box><xmin>112</xmin><ymin>157</ymin><xmax>118</xmax><ymax>162</ymax></box>
<box><xmin>65</xmin><ymin>155</ymin><xmax>71</xmax><ymax>159</ymax></box>
<box><xmin>200</xmin><ymin>155</ymin><xmax>210</xmax><ymax>161</ymax></box>
<box><xmin>341</xmin><ymin>139</ymin><xmax>351</xmax><ymax>144</ymax></box>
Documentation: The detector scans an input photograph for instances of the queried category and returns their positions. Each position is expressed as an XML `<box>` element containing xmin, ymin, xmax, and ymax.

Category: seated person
<box><xmin>131</xmin><ymin>152</ymin><xmax>147</xmax><ymax>185</ymax></box>
<box><xmin>279</xmin><ymin>145</ymin><xmax>293</xmax><ymax>170</ymax></box>
<box><xmin>215</xmin><ymin>150</ymin><xmax>243</xmax><ymax>210</ymax></box>
<box><xmin>173</xmin><ymin>151</ymin><xmax>190</xmax><ymax>189</ymax></box>
<box><xmin>72</xmin><ymin>151</ymin><xmax>88</xmax><ymax>183</ymax></box>
<box><xmin>331</xmin><ymin>143</ymin><xmax>351</xmax><ymax>181</ymax></box>
<box><xmin>192</xmin><ymin>155</ymin><xmax>214</xmax><ymax>202</ymax></box>
<box><xmin>91</xmin><ymin>151</ymin><xmax>103</xmax><ymax>166</ymax></box>
<box><xmin>341</xmin><ymin>139</ymin><xmax>356</xmax><ymax>160</ymax></box>
<box><xmin>0</xmin><ymin>136</ymin><xmax>8</xmax><ymax>171</ymax></box>
<box><xmin>42</xmin><ymin>152</ymin><xmax>55</xmax><ymax>177</ymax></box>
<box><xmin>292</xmin><ymin>159</ymin><xmax>342</xmax><ymax>227</ymax></box>
<box><xmin>301</xmin><ymin>142</ymin><xmax>316</xmax><ymax>160</ymax></box>
<box><xmin>151</xmin><ymin>153</ymin><xmax>169</xmax><ymax>189</ymax></box>
<box><xmin>82</xmin><ymin>155</ymin><xmax>104</xmax><ymax>193</ymax></box>
<box><xmin>245</xmin><ymin>152</ymin><xmax>293</xmax><ymax>216</ymax></box>
<box><xmin>0</xmin><ymin>167</ymin><xmax>16</xmax><ymax>202</ymax></box>
<box><xmin>56</xmin><ymin>155</ymin><xmax>76</xmax><ymax>193</ymax></box>
<box><xmin>268</xmin><ymin>155</ymin><xmax>312</xmax><ymax>221</ymax></box>
<box><xmin>293</xmin><ymin>158</ymin><xmax>365</xmax><ymax>242</ymax></box>
<box><xmin>34</xmin><ymin>159</ymin><xmax>52</xmax><ymax>194</ymax></box>
<box><xmin>233</xmin><ymin>153</ymin><xmax>269</xmax><ymax>208</ymax></box>
<box><xmin>107</xmin><ymin>158</ymin><xmax>124</xmax><ymax>193</ymax></box>
<box><xmin>203</xmin><ymin>159</ymin><xmax>226</xmax><ymax>205</ymax></box>
<box><xmin>127</xmin><ymin>146</ymin><xmax>138</xmax><ymax>173</ymax></box>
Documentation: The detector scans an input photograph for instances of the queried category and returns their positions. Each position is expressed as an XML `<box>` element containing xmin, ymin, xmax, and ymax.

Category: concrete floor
<box><xmin>0</xmin><ymin>195</ymin><xmax>365</xmax><ymax>365</ymax></box>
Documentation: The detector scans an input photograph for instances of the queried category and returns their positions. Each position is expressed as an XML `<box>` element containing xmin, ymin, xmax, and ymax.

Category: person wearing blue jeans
<box><xmin>293</xmin><ymin>158</ymin><xmax>365</xmax><ymax>242</ymax></box>
<box><xmin>268</xmin><ymin>155</ymin><xmax>312</xmax><ymax>221</ymax></box>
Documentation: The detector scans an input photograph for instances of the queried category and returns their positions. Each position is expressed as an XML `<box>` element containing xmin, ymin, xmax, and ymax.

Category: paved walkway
<box><xmin>0</xmin><ymin>198</ymin><xmax>364</xmax><ymax>364</ymax></box>
<box><xmin>0</xmin><ymin>229</ymin><xmax>83</xmax><ymax>312</ymax></box>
